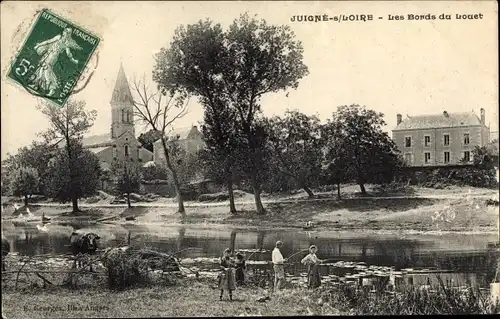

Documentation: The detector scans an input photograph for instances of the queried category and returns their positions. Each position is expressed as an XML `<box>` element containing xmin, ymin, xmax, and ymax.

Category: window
<box><xmin>463</xmin><ymin>151</ymin><xmax>470</xmax><ymax>162</ymax></box>
<box><xmin>137</xmin><ymin>148</ymin><xmax>141</xmax><ymax>161</ymax></box>
<box><xmin>121</xmin><ymin>109</ymin><xmax>125</xmax><ymax>123</ymax></box>
<box><xmin>463</xmin><ymin>133</ymin><xmax>470</xmax><ymax>145</ymax></box>
<box><xmin>405</xmin><ymin>137</ymin><xmax>412</xmax><ymax>147</ymax></box>
<box><xmin>443</xmin><ymin>134</ymin><xmax>450</xmax><ymax>146</ymax></box>
<box><xmin>424</xmin><ymin>135</ymin><xmax>431</xmax><ymax>147</ymax></box>
<box><xmin>405</xmin><ymin>153</ymin><xmax>412</xmax><ymax>164</ymax></box>
<box><xmin>113</xmin><ymin>145</ymin><xmax>117</xmax><ymax>159</ymax></box>
<box><xmin>444</xmin><ymin>152</ymin><xmax>450</xmax><ymax>164</ymax></box>
<box><xmin>424</xmin><ymin>152</ymin><xmax>431</xmax><ymax>164</ymax></box>
<box><xmin>124</xmin><ymin>145</ymin><xmax>129</xmax><ymax>157</ymax></box>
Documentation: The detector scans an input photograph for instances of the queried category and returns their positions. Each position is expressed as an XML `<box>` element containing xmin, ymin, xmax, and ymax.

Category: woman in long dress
<box><xmin>218</xmin><ymin>248</ymin><xmax>236</xmax><ymax>301</ymax></box>
<box><xmin>28</xmin><ymin>27</ymin><xmax>82</xmax><ymax>96</ymax></box>
<box><xmin>301</xmin><ymin>245</ymin><xmax>323</xmax><ymax>289</ymax></box>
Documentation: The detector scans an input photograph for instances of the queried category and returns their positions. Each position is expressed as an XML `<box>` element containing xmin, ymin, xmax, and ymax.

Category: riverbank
<box><xmin>2</xmin><ymin>185</ymin><xmax>498</xmax><ymax>234</ymax></box>
<box><xmin>1</xmin><ymin>278</ymin><xmax>342</xmax><ymax>318</ymax></box>
<box><xmin>2</xmin><ymin>277</ymin><xmax>498</xmax><ymax>318</ymax></box>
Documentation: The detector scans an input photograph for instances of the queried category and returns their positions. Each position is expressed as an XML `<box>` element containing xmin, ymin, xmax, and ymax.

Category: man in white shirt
<box><xmin>272</xmin><ymin>241</ymin><xmax>286</xmax><ymax>292</ymax></box>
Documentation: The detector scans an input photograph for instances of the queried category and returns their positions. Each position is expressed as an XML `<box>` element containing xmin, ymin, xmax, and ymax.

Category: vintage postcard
<box><xmin>1</xmin><ymin>1</ymin><xmax>498</xmax><ymax>318</ymax></box>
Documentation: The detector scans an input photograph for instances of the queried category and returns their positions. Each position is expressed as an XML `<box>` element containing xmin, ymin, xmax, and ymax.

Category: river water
<box><xmin>2</xmin><ymin>220</ymin><xmax>499</xmax><ymax>289</ymax></box>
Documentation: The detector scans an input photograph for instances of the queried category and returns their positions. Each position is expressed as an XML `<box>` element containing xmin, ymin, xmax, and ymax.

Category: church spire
<box><xmin>110</xmin><ymin>63</ymin><xmax>134</xmax><ymax>105</ymax></box>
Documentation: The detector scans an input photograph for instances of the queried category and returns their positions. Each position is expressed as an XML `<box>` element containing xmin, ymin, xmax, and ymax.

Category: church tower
<box><xmin>110</xmin><ymin>63</ymin><xmax>135</xmax><ymax>138</ymax></box>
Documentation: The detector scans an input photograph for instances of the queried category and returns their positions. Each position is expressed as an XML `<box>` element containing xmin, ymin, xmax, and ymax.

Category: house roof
<box><xmin>393</xmin><ymin>111</ymin><xmax>483</xmax><ymax>131</ymax></box>
<box><xmin>153</xmin><ymin>126</ymin><xmax>200</xmax><ymax>144</ymax></box>
<box><xmin>111</xmin><ymin>63</ymin><xmax>134</xmax><ymax>104</ymax></box>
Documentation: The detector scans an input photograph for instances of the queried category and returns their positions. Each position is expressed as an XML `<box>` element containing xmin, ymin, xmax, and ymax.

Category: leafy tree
<box><xmin>321</xmin><ymin>121</ymin><xmax>351</xmax><ymax>199</ymax></box>
<box><xmin>131</xmin><ymin>76</ymin><xmax>189</xmax><ymax>217</ymax></box>
<box><xmin>155</xmin><ymin>14</ymin><xmax>308</xmax><ymax>214</ymax></box>
<box><xmin>457</xmin><ymin>146</ymin><xmax>498</xmax><ymax>188</ymax></box>
<box><xmin>45</xmin><ymin>140</ymin><xmax>101</xmax><ymax>204</ymax></box>
<box><xmin>224</xmin><ymin>14</ymin><xmax>308</xmax><ymax>213</ymax></box>
<box><xmin>115</xmin><ymin>162</ymin><xmax>142</xmax><ymax>208</ymax></box>
<box><xmin>171</xmin><ymin>148</ymin><xmax>203</xmax><ymax>187</ymax></box>
<box><xmin>39</xmin><ymin>99</ymin><xmax>97</xmax><ymax>212</ymax></box>
<box><xmin>141</xmin><ymin>164</ymin><xmax>169</xmax><ymax>181</ymax></box>
<box><xmin>2</xmin><ymin>140</ymin><xmax>57</xmax><ymax>197</ymax></box>
<box><xmin>138</xmin><ymin>129</ymin><xmax>163</xmax><ymax>152</ymax></box>
<box><xmin>264</xmin><ymin>110</ymin><xmax>325</xmax><ymax>198</ymax></box>
<box><xmin>327</xmin><ymin>105</ymin><xmax>403</xmax><ymax>195</ymax></box>
<box><xmin>153</xmin><ymin>19</ymin><xmax>241</xmax><ymax>214</ymax></box>
<box><xmin>8</xmin><ymin>166</ymin><xmax>40</xmax><ymax>207</ymax></box>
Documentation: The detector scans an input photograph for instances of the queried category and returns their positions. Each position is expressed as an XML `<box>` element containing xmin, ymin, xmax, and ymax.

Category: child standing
<box><xmin>218</xmin><ymin>248</ymin><xmax>236</xmax><ymax>301</ymax></box>
<box><xmin>235</xmin><ymin>252</ymin><xmax>247</xmax><ymax>286</ymax></box>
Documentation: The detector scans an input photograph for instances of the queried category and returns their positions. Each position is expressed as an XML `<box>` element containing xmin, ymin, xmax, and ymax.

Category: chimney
<box><xmin>396</xmin><ymin>114</ymin><xmax>402</xmax><ymax>125</ymax></box>
<box><xmin>443</xmin><ymin>111</ymin><xmax>449</xmax><ymax>118</ymax></box>
<box><xmin>480</xmin><ymin>108</ymin><xmax>485</xmax><ymax>124</ymax></box>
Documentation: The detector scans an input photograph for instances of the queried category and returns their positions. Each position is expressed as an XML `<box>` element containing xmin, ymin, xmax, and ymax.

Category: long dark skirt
<box><xmin>218</xmin><ymin>268</ymin><xmax>236</xmax><ymax>291</ymax></box>
<box><xmin>307</xmin><ymin>264</ymin><xmax>321</xmax><ymax>289</ymax></box>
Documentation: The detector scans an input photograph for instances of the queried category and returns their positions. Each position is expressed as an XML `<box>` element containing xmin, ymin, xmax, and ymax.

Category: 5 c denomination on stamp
<box><xmin>7</xmin><ymin>8</ymin><xmax>100</xmax><ymax>107</ymax></box>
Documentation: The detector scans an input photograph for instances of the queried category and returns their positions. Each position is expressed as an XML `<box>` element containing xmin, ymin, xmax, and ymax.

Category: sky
<box><xmin>1</xmin><ymin>1</ymin><xmax>498</xmax><ymax>159</ymax></box>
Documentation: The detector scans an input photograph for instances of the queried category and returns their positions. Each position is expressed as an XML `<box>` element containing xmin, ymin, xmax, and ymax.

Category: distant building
<box><xmin>392</xmin><ymin>109</ymin><xmax>490</xmax><ymax>167</ymax></box>
<box><xmin>153</xmin><ymin>126</ymin><xmax>205</xmax><ymax>165</ymax></box>
<box><xmin>60</xmin><ymin>64</ymin><xmax>153</xmax><ymax>172</ymax></box>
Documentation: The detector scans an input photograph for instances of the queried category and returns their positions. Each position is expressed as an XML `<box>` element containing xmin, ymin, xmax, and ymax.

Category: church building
<box><xmin>79</xmin><ymin>64</ymin><xmax>153</xmax><ymax>172</ymax></box>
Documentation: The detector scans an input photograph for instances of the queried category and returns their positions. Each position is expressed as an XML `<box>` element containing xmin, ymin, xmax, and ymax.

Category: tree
<box><xmin>131</xmin><ymin>76</ymin><xmax>189</xmax><ymax>217</ymax></box>
<box><xmin>153</xmin><ymin>19</ymin><xmax>241</xmax><ymax>214</ymax></box>
<box><xmin>327</xmin><ymin>105</ymin><xmax>403</xmax><ymax>195</ymax></box>
<box><xmin>45</xmin><ymin>140</ymin><xmax>101</xmax><ymax>204</ymax></box>
<box><xmin>155</xmin><ymin>14</ymin><xmax>309</xmax><ymax>214</ymax></box>
<box><xmin>2</xmin><ymin>140</ymin><xmax>57</xmax><ymax>197</ymax></box>
<box><xmin>321</xmin><ymin>121</ymin><xmax>351</xmax><ymax>199</ymax></box>
<box><xmin>39</xmin><ymin>99</ymin><xmax>97</xmax><ymax>212</ymax></box>
<box><xmin>138</xmin><ymin>129</ymin><xmax>163</xmax><ymax>152</ymax></box>
<box><xmin>9</xmin><ymin>166</ymin><xmax>40</xmax><ymax>207</ymax></box>
<box><xmin>223</xmin><ymin>14</ymin><xmax>309</xmax><ymax>213</ymax></box>
<box><xmin>115</xmin><ymin>162</ymin><xmax>141</xmax><ymax>208</ymax></box>
<box><xmin>264</xmin><ymin>110</ymin><xmax>325</xmax><ymax>198</ymax></box>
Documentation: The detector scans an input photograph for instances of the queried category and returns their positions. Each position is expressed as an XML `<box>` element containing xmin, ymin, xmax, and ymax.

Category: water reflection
<box><xmin>2</xmin><ymin>221</ymin><xmax>498</xmax><ymax>288</ymax></box>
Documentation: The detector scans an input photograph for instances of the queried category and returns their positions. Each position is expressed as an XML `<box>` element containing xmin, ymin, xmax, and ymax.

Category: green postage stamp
<box><xmin>7</xmin><ymin>8</ymin><xmax>100</xmax><ymax>106</ymax></box>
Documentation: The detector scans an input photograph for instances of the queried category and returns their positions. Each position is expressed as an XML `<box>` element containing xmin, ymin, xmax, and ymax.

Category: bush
<box><xmin>101</xmin><ymin>247</ymin><xmax>180</xmax><ymax>290</ymax></box>
<box><xmin>319</xmin><ymin>278</ymin><xmax>500</xmax><ymax>315</ymax></box>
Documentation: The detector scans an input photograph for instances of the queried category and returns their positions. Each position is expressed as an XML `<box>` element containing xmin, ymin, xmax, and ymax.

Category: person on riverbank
<box><xmin>218</xmin><ymin>248</ymin><xmax>236</xmax><ymax>301</ymax></box>
<box><xmin>301</xmin><ymin>245</ymin><xmax>323</xmax><ymax>289</ymax></box>
<box><xmin>235</xmin><ymin>252</ymin><xmax>246</xmax><ymax>286</ymax></box>
<box><xmin>272</xmin><ymin>241</ymin><xmax>287</xmax><ymax>292</ymax></box>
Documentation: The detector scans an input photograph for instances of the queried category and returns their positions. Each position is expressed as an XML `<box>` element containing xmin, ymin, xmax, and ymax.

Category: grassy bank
<box><xmin>2</xmin><ymin>185</ymin><xmax>498</xmax><ymax>233</ymax></box>
<box><xmin>2</xmin><ymin>276</ymin><xmax>499</xmax><ymax>318</ymax></box>
<box><xmin>1</xmin><ymin>278</ymin><xmax>342</xmax><ymax>318</ymax></box>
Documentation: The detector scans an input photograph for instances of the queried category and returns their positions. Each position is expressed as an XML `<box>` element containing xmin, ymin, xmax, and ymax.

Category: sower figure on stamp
<box><xmin>29</xmin><ymin>27</ymin><xmax>82</xmax><ymax>96</ymax></box>
<box><xmin>218</xmin><ymin>248</ymin><xmax>236</xmax><ymax>301</ymax></box>
<box><xmin>301</xmin><ymin>245</ymin><xmax>323</xmax><ymax>289</ymax></box>
<box><xmin>272</xmin><ymin>241</ymin><xmax>287</xmax><ymax>292</ymax></box>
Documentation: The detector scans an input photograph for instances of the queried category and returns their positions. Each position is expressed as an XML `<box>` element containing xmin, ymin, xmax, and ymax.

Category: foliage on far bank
<box><xmin>406</xmin><ymin>146</ymin><xmax>498</xmax><ymax>189</ymax></box>
<box><xmin>45</xmin><ymin>141</ymin><xmax>101</xmax><ymax>204</ymax></box>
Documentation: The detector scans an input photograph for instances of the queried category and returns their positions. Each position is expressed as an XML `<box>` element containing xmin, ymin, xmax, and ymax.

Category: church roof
<box><xmin>81</xmin><ymin>133</ymin><xmax>113</xmax><ymax>147</ymax></box>
<box><xmin>88</xmin><ymin>146</ymin><xmax>110</xmax><ymax>154</ymax></box>
<box><xmin>393</xmin><ymin>111</ymin><xmax>483</xmax><ymax>131</ymax></box>
<box><xmin>110</xmin><ymin>63</ymin><xmax>134</xmax><ymax>104</ymax></box>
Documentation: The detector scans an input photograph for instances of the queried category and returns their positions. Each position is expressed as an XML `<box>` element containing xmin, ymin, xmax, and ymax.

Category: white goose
<box><xmin>13</xmin><ymin>203</ymin><xmax>24</xmax><ymax>218</ymax></box>
<box><xmin>26</xmin><ymin>207</ymin><xmax>34</xmax><ymax>218</ymax></box>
